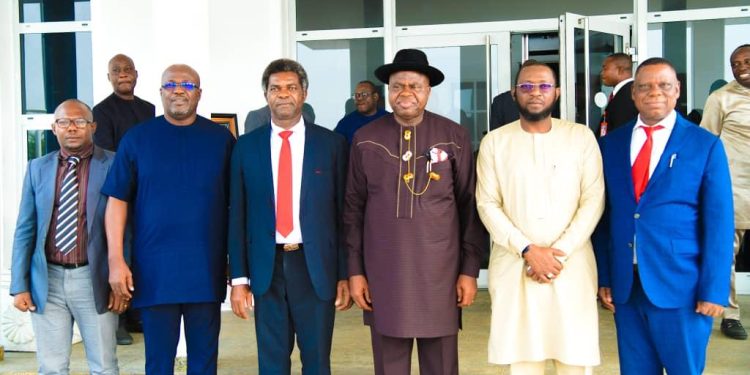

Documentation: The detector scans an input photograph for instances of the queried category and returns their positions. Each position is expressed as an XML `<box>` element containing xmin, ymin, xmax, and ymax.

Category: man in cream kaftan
<box><xmin>700</xmin><ymin>44</ymin><xmax>750</xmax><ymax>340</ymax></box>
<box><xmin>476</xmin><ymin>61</ymin><xmax>604</xmax><ymax>374</ymax></box>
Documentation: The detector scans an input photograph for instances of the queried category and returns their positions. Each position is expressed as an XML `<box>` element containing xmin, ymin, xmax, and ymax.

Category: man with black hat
<box><xmin>344</xmin><ymin>49</ymin><xmax>485</xmax><ymax>374</ymax></box>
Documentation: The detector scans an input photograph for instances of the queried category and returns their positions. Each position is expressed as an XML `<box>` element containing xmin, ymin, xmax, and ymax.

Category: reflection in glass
<box><xmin>19</xmin><ymin>0</ymin><xmax>90</xmax><ymax>23</ymax></box>
<box><xmin>296</xmin><ymin>0</ymin><xmax>382</xmax><ymax>31</ymax></box>
<box><xmin>21</xmin><ymin>32</ymin><xmax>93</xmax><ymax>114</ymax></box>
<box><xmin>27</xmin><ymin>130</ymin><xmax>60</xmax><ymax>161</ymax></box>
<box><xmin>649</xmin><ymin>18</ymin><xmax>749</xmax><ymax>115</ymax></box>
<box><xmin>297</xmin><ymin>38</ymin><xmax>384</xmax><ymax>129</ymax></box>
<box><xmin>573</xmin><ymin>30</ymin><xmax>621</xmax><ymax>128</ymax></box>
<box><xmin>420</xmin><ymin>45</ymin><xmax>488</xmax><ymax>151</ymax></box>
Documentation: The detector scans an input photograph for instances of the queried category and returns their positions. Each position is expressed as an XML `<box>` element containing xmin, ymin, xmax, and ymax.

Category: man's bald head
<box><xmin>162</xmin><ymin>64</ymin><xmax>201</xmax><ymax>87</ymax></box>
<box><xmin>107</xmin><ymin>54</ymin><xmax>138</xmax><ymax>99</ymax></box>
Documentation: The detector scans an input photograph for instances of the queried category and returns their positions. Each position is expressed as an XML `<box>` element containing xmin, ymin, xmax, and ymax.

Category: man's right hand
<box><xmin>524</xmin><ymin>244</ymin><xmax>565</xmax><ymax>283</ymax></box>
<box><xmin>349</xmin><ymin>275</ymin><xmax>372</xmax><ymax>311</ymax></box>
<box><xmin>109</xmin><ymin>258</ymin><xmax>134</xmax><ymax>300</ymax></box>
<box><xmin>598</xmin><ymin>287</ymin><xmax>615</xmax><ymax>312</ymax></box>
<box><xmin>13</xmin><ymin>292</ymin><xmax>36</xmax><ymax>312</ymax></box>
<box><xmin>230</xmin><ymin>284</ymin><xmax>254</xmax><ymax>320</ymax></box>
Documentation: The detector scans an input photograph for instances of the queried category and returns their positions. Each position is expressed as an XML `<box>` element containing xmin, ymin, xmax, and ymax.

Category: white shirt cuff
<box><xmin>231</xmin><ymin>277</ymin><xmax>249</xmax><ymax>286</ymax></box>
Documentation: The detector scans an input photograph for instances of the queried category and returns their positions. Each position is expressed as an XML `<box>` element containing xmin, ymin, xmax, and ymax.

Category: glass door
<box><xmin>396</xmin><ymin>33</ymin><xmax>510</xmax><ymax>152</ymax></box>
<box><xmin>559</xmin><ymin>13</ymin><xmax>631</xmax><ymax>129</ymax></box>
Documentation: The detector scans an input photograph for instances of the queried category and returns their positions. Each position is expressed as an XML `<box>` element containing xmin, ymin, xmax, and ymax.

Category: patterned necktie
<box><xmin>277</xmin><ymin>131</ymin><xmax>293</xmax><ymax>237</ymax></box>
<box><xmin>632</xmin><ymin>125</ymin><xmax>664</xmax><ymax>203</ymax></box>
<box><xmin>55</xmin><ymin>155</ymin><xmax>81</xmax><ymax>254</ymax></box>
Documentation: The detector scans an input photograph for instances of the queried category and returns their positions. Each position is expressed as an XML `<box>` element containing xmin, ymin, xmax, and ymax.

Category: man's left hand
<box><xmin>456</xmin><ymin>275</ymin><xmax>477</xmax><ymax>308</ymax></box>
<box><xmin>335</xmin><ymin>280</ymin><xmax>353</xmax><ymax>311</ymax></box>
<box><xmin>108</xmin><ymin>291</ymin><xmax>129</xmax><ymax>314</ymax></box>
<box><xmin>696</xmin><ymin>301</ymin><xmax>724</xmax><ymax>317</ymax></box>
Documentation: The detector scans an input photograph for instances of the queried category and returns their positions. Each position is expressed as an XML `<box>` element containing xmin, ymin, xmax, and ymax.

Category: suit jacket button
<box><xmin>628</xmin><ymin>242</ymin><xmax>633</xmax><ymax>248</ymax></box>
<box><xmin>634</xmin><ymin>213</ymin><xmax>640</xmax><ymax>219</ymax></box>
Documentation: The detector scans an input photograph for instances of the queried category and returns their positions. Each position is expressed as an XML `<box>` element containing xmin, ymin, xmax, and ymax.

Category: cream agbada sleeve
<box><xmin>475</xmin><ymin>131</ymin><xmax>531</xmax><ymax>257</ymax></box>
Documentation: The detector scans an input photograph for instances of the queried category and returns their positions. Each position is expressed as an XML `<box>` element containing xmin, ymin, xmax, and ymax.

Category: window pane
<box><xmin>297</xmin><ymin>38</ymin><xmax>384</xmax><ymax>129</ymax></box>
<box><xmin>396</xmin><ymin>0</ymin><xmax>631</xmax><ymax>26</ymax></box>
<box><xmin>19</xmin><ymin>0</ymin><xmax>90</xmax><ymax>22</ymax></box>
<box><xmin>648</xmin><ymin>17</ymin><xmax>750</xmax><ymax>115</ymax></box>
<box><xmin>648</xmin><ymin>0</ymin><xmax>748</xmax><ymax>12</ymax></box>
<box><xmin>296</xmin><ymin>0</ymin><xmax>382</xmax><ymax>30</ymax></box>
<box><xmin>21</xmin><ymin>32</ymin><xmax>93</xmax><ymax>114</ymax></box>
<box><xmin>27</xmin><ymin>130</ymin><xmax>60</xmax><ymax>161</ymax></box>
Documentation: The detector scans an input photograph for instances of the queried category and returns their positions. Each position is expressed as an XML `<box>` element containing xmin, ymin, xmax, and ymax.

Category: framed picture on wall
<box><xmin>211</xmin><ymin>113</ymin><xmax>238</xmax><ymax>139</ymax></box>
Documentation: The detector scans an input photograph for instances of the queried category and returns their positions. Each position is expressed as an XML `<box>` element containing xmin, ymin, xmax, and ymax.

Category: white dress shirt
<box><xmin>612</xmin><ymin>77</ymin><xmax>634</xmax><ymax>97</ymax></box>
<box><xmin>270</xmin><ymin>118</ymin><xmax>305</xmax><ymax>244</ymax></box>
<box><xmin>232</xmin><ymin>117</ymin><xmax>306</xmax><ymax>287</ymax></box>
<box><xmin>630</xmin><ymin>109</ymin><xmax>677</xmax><ymax>177</ymax></box>
<box><xmin>631</xmin><ymin>109</ymin><xmax>677</xmax><ymax>264</ymax></box>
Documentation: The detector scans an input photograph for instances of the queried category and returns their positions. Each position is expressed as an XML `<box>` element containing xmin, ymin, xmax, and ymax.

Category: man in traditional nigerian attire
<box><xmin>476</xmin><ymin>60</ymin><xmax>605</xmax><ymax>375</ymax></box>
<box><xmin>344</xmin><ymin>49</ymin><xmax>485</xmax><ymax>375</ymax></box>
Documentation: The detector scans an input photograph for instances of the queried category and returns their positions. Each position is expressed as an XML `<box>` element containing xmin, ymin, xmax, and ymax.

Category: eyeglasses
<box><xmin>515</xmin><ymin>82</ymin><xmax>555</xmax><ymax>94</ymax></box>
<box><xmin>55</xmin><ymin>118</ymin><xmax>91</xmax><ymax>129</ymax></box>
<box><xmin>161</xmin><ymin>81</ymin><xmax>199</xmax><ymax>91</ymax></box>
<box><xmin>634</xmin><ymin>82</ymin><xmax>675</xmax><ymax>93</ymax></box>
<box><xmin>352</xmin><ymin>92</ymin><xmax>374</xmax><ymax>100</ymax></box>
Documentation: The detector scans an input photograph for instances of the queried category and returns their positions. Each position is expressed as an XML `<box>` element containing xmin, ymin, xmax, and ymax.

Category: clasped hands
<box><xmin>523</xmin><ymin>244</ymin><xmax>566</xmax><ymax>284</ymax></box>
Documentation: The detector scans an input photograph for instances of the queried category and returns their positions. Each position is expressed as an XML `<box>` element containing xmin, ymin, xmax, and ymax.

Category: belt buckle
<box><xmin>283</xmin><ymin>243</ymin><xmax>300</xmax><ymax>252</ymax></box>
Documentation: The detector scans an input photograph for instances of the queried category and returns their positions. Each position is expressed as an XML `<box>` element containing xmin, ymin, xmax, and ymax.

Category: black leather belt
<box><xmin>276</xmin><ymin>243</ymin><xmax>303</xmax><ymax>252</ymax></box>
<box><xmin>49</xmin><ymin>261</ymin><xmax>89</xmax><ymax>269</ymax></box>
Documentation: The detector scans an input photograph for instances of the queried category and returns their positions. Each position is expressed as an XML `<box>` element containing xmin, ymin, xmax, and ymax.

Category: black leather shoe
<box><xmin>116</xmin><ymin>325</ymin><xmax>134</xmax><ymax>345</ymax></box>
<box><xmin>721</xmin><ymin>319</ymin><xmax>748</xmax><ymax>340</ymax></box>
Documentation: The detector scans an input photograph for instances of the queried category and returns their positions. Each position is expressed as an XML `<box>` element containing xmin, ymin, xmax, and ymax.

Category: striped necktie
<box><xmin>55</xmin><ymin>155</ymin><xmax>81</xmax><ymax>254</ymax></box>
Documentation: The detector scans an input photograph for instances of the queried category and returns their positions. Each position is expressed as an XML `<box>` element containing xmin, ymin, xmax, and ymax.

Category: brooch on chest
<box><xmin>399</xmin><ymin>126</ymin><xmax>443</xmax><ymax>196</ymax></box>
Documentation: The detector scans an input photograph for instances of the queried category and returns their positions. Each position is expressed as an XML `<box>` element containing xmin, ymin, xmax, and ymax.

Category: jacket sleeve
<box><xmin>697</xmin><ymin>138</ymin><xmax>734</xmax><ymax>305</ymax></box>
<box><xmin>10</xmin><ymin>161</ymin><xmax>38</xmax><ymax>295</ymax></box>
<box><xmin>227</xmin><ymin>139</ymin><xmax>249</xmax><ymax>280</ymax></box>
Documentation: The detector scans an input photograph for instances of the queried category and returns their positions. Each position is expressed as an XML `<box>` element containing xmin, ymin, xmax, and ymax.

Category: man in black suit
<box><xmin>596</xmin><ymin>53</ymin><xmax>638</xmax><ymax>137</ymax></box>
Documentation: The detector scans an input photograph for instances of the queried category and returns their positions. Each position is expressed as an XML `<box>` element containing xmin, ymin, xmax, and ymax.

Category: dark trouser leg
<box><xmin>370</xmin><ymin>326</ymin><xmax>414</xmax><ymax>375</ymax></box>
<box><xmin>416</xmin><ymin>335</ymin><xmax>458</xmax><ymax>375</ymax></box>
<box><xmin>141</xmin><ymin>304</ymin><xmax>181</xmax><ymax>375</ymax></box>
<box><xmin>183</xmin><ymin>302</ymin><xmax>221</xmax><ymax>375</ymax></box>
<box><xmin>255</xmin><ymin>251</ymin><xmax>295</xmax><ymax>375</ymax></box>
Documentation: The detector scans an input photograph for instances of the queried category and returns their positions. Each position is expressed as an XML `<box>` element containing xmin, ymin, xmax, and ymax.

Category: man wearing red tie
<box><xmin>595</xmin><ymin>57</ymin><xmax>734</xmax><ymax>374</ymax></box>
<box><xmin>597</xmin><ymin>53</ymin><xmax>638</xmax><ymax>137</ymax></box>
<box><xmin>227</xmin><ymin>59</ymin><xmax>351</xmax><ymax>375</ymax></box>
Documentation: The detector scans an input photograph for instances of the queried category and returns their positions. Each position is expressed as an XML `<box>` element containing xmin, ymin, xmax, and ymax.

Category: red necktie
<box><xmin>632</xmin><ymin>125</ymin><xmax>664</xmax><ymax>202</ymax></box>
<box><xmin>277</xmin><ymin>130</ymin><xmax>293</xmax><ymax>237</ymax></box>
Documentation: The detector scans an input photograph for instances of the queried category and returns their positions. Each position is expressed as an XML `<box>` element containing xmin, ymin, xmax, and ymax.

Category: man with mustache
<box><xmin>477</xmin><ymin>60</ymin><xmax>604</xmax><ymax>374</ymax></box>
<box><xmin>596</xmin><ymin>58</ymin><xmax>733</xmax><ymax>374</ymax></box>
<box><xmin>93</xmin><ymin>54</ymin><xmax>155</xmax><ymax>152</ymax></box>
<box><xmin>228</xmin><ymin>58</ymin><xmax>350</xmax><ymax>375</ymax></box>
<box><xmin>700</xmin><ymin>43</ymin><xmax>750</xmax><ymax>340</ymax></box>
<box><xmin>334</xmin><ymin>80</ymin><xmax>388</xmax><ymax>145</ymax></box>
<box><xmin>344</xmin><ymin>49</ymin><xmax>485</xmax><ymax>374</ymax></box>
<box><xmin>11</xmin><ymin>99</ymin><xmax>121</xmax><ymax>374</ymax></box>
<box><xmin>103</xmin><ymin>64</ymin><xmax>235</xmax><ymax>374</ymax></box>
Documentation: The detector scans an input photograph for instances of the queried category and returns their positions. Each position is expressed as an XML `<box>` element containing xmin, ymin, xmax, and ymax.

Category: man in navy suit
<box><xmin>11</xmin><ymin>99</ymin><xmax>121</xmax><ymax>374</ymax></box>
<box><xmin>228</xmin><ymin>58</ymin><xmax>351</xmax><ymax>375</ymax></box>
<box><xmin>595</xmin><ymin>58</ymin><xmax>734</xmax><ymax>374</ymax></box>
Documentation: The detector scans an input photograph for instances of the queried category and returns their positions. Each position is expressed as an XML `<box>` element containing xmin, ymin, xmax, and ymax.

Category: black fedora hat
<box><xmin>374</xmin><ymin>49</ymin><xmax>445</xmax><ymax>87</ymax></box>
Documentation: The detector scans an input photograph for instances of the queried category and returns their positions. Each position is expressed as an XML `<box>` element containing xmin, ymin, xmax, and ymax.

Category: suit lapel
<box><xmin>257</xmin><ymin>125</ymin><xmax>275</xmax><ymax>211</ymax></box>
<box><xmin>300</xmin><ymin>124</ymin><xmax>316</xmax><ymax>208</ymax></box>
<box><xmin>645</xmin><ymin>115</ymin><xmax>690</xmax><ymax>195</ymax></box>
<box><xmin>86</xmin><ymin>147</ymin><xmax>107</xmax><ymax>235</ymax></box>
<box><xmin>610</xmin><ymin>123</ymin><xmax>638</xmax><ymax>202</ymax></box>
<box><xmin>39</xmin><ymin>153</ymin><xmax>59</xmax><ymax>237</ymax></box>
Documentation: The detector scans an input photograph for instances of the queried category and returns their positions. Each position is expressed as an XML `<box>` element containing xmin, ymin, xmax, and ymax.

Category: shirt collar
<box><xmin>634</xmin><ymin>109</ymin><xmax>677</xmax><ymax>133</ymax></box>
<box><xmin>271</xmin><ymin>116</ymin><xmax>305</xmax><ymax>136</ymax></box>
<box><xmin>59</xmin><ymin>143</ymin><xmax>94</xmax><ymax>161</ymax></box>
<box><xmin>612</xmin><ymin>77</ymin><xmax>634</xmax><ymax>96</ymax></box>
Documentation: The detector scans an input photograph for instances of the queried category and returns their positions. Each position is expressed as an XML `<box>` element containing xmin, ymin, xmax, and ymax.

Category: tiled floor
<box><xmin>2</xmin><ymin>293</ymin><xmax>749</xmax><ymax>374</ymax></box>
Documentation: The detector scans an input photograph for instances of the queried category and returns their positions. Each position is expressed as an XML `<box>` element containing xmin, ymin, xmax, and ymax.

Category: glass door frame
<box><xmin>559</xmin><ymin>12</ymin><xmax>631</xmax><ymax>125</ymax></box>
